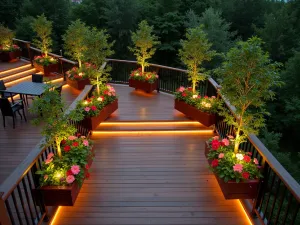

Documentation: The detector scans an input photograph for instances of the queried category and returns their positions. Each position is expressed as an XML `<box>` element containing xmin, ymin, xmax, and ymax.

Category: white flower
<box><xmin>192</xmin><ymin>95</ymin><xmax>198</xmax><ymax>99</ymax></box>
<box><xmin>236</xmin><ymin>153</ymin><xmax>244</xmax><ymax>160</ymax></box>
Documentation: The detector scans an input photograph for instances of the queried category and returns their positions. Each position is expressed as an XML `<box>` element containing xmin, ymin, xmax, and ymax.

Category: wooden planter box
<box><xmin>33</xmin><ymin>61</ymin><xmax>59</xmax><ymax>76</ymax></box>
<box><xmin>215</xmin><ymin>175</ymin><xmax>259</xmax><ymax>199</ymax></box>
<box><xmin>129</xmin><ymin>79</ymin><xmax>158</xmax><ymax>93</ymax></box>
<box><xmin>67</xmin><ymin>78</ymin><xmax>90</xmax><ymax>90</ymax></box>
<box><xmin>204</xmin><ymin>141</ymin><xmax>213</xmax><ymax>165</ymax></box>
<box><xmin>0</xmin><ymin>50</ymin><xmax>21</xmax><ymax>62</ymax></box>
<box><xmin>82</xmin><ymin>99</ymin><xmax>118</xmax><ymax>130</ymax></box>
<box><xmin>174</xmin><ymin>100</ymin><xmax>216</xmax><ymax>127</ymax></box>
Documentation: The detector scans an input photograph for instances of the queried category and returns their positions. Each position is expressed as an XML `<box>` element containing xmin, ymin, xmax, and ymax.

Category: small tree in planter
<box><xmin>84</xmin><ymin>27</ymin><xmax>114</xmax><ymax>95</ymax></box>
<box><xmin>128</xmin><ymin>20</ymin><xmax>160</xmax><ymax>92</ymax></box>
<box><xmin>0</xmin><ymin>24</ymin><xmax>21</xmax><ymax>62</ymax></box>
<box><xmin>63</xmin><ymin>19</ymin><xmax>89</xmax><ymax>68</ymax></box>
<box><xmin>205</xmin><ymin>37</ymin><xmax>283</xmax><ymax>199</ymax></box>
<box><xmin>178</xmin><ymin>25</ymin><xmax>216</xmax><ymax>93</ymax></box>
<box><xmin>31</xmin><ymin>14</ymin><xmax>58</xmax><ymax>75</ymax></box>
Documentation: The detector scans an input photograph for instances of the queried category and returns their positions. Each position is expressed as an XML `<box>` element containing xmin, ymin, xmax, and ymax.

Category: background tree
<box><xmin>62</xmin><ymin>19</ymin><xmax>89</xmax><ymax>68</ymax></box>
<box><xmin>84</xmin><ymin>28</ymin><xmax>114</xmax><ymax>95</ymax></box>
<box><xmin>217</xmin><ymin>37</ymin><xmax>282</xmax><ymax>153</ymax></box>
<box><xmin>0</xmin><ymin>24</ymin><xmax>14</xmax><ymax>47</ymax></box>
<box><xmin>31</xmin><ymin>14</ymin><xmax>53</xmax><ymax>57</ymax></box>
<box><xmin>15</xmin><ymin>16</ymin><xmax>35</xmax><ymax>41</ymax></box>
<box><xmin>178</xmin><ymin>25</ymin><xmax>216</xmax><ymax>93</ymax></box>
<box><xmin>129</xmin><ymin>20</ymin><xmax>160</xmax><ymax>74</ymax></box>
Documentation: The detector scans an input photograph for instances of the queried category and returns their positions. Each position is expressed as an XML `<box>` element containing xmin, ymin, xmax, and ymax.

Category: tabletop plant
<box><xmin>62</xmin><ymin>19</ymin><xmax>89</xmax><ymax>68</ymax></box>
<box><xmin>0</xmin><ymin>24</ymin><xmax>20</xmax><ymax>52</ymax></box>
<box><xmin>128</xmin><ymin>20</ymin><xmax>160</xmax><ymax>80</ymax></box>
<box><xmin>178</xmin><ymin>25</ymin><xmax>216</xmax><ymax>93</ymax></box>
<box><xmin>84</xmin><ymin>27</ymin><xmax>114</xmax><ymax>95</ymax></box>
<box><xmin>216</xmin><ymin>36</ymin><xmax>283</xmax><ymax>154</ymax></box>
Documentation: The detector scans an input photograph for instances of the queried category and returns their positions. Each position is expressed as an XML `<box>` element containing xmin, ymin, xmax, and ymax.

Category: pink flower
<box><xmin>221</xmin><ymin>138</ymin><xmax>230</xmax><ymax>146</ymax></box>
<box><xmin>178</xmin><ymin>86</ymin><xmax>185</xmax><ymax>92</ymax></box>
<box><xmin>218</xmin><ymin>153</ymin><xmax>224</xmax><ymax>159</ymax></box>
<box><xmin>66</xmin><ymin>175</ymin><xmax>75</xmax><ymax>184</ymax></box>
<box><xmin>47</xmin><ymin>152</ymin><xmax>54</xmax><ymax>159</ymax></box>
<box><xmin>84</xmin><ymin>107</ymin><xmax>91</xmax><ymax>112</ymax></box>
<box><xmin>45</xmin><ymin>158</ymin><xmax>53</xmax><ymax>164</ymax></box>
<box><xmin>44</xmin><ymin>175</ymin><xmax>48</xmax><ymax>180</ymax></box>
<box><xmin>71</xmin><ymin>165</ymin><xmax>80</xmax><ymax>175</ymax></box>
<box><xmin>83</xmin><ymin>140</ymin><xmax>89</xmax><ymax>146</ymax></box>
<box><xmin>212</xmin><ymin>96</ymin><xmax>216</xmax><ymax>99</ymax></box>
<box><xmin>233</xmin><ymin>164</ymin><xmax>243</xmax><ymax>173</ymax></box>
<box><xmin>254</xmin><ymin>158</ymin><xmax>259</xmax><ymax>165</ymax></box>
<box><xmin>68</xmin><ymin>136</ymin><xmax>77</xmax><ymax>140</ymax></box>
<box><xmin>228</xmin><ymin>135</ymin><xmax>234</xmax><ymax>139</ymax></box>
<box><xmin>213</xmin><ymin>136</ymin><xmax>219</xmax><ymax>140</ymax></box>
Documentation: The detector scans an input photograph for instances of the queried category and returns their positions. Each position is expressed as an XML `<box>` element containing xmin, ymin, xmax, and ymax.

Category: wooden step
<box><xmin>0</xmin><ymin>63</ymin><xmax>33</xmax><ymax>78</ymax></box>
<box><xmin>3</xmin><ymin>68</ymin><xmax>37</xmax><ymax>86</ymax></box>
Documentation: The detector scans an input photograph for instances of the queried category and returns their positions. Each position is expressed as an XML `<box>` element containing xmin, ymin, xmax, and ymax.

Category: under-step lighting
<box><xmin>238</xmin><ymin>200</ymin><xmax>253</xmax><ymax>225</ymax></box>
<box><xmin>99</xmin><ymin>121</ymin><xmax>201</xmax><ymax>126</ymax></box>
<box><xmin>2</xmin><ymin>68</ymin><xmax>36</xmax><ymax>81</ymax></box>
<box><xmin>0</xmin><ymin>64</ymin><xmax>32</xmax><ymax>75</ymax></box>
<box><xmin>50</xmin><ymin>206</ymin><xmax>61</xmax><ymax>225</ymax></box>
<box><xmin>92</xmin><ymin>129</ymin><xmax>213</xmax><ymax>135</ymax></box>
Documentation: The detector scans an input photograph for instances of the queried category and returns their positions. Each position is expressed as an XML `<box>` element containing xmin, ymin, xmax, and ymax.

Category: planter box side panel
<box><xmin>0</xmin><ymin>51</ymin><xmax>21</xmax><ymax>62</ymax></box>
<box><xmin>215</xmin><ymin>175</ymin><xmax>259</xmax><ymax>199</ymax></box>
<box><xmin>67</xmin><ymin>78</ymin><xmax>91</xmax><ymax>90</ymax></box>
<box><xmin>129</xmin><ymin>79</ymin><xmax>158</xmax><ymax>93</ymax></box>
<box><xmin>174</xmin><ymin>100</ymin><xmax>216</xmax><ymax>127</ymax></box>
<box><xmin>33</xmin><ymin>62</ymin><xmax>59</xmax><ymax>76</ymax></box>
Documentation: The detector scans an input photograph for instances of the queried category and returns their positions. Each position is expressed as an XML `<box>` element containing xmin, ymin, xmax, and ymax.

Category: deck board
<box><xmin>54</xmin><ymin>133</ymin><xmax>250</xmax><ymax>225</ymax></box>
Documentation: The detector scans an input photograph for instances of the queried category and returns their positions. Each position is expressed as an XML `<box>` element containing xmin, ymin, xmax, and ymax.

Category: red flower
<box><xmin>86</xmin><ymin>98</ymin><xmax>91</xmax><ymax>103</ymax></box>
<box><xmin>76</xmin><ymin>133</ymin><xmax>81</xmax><ymax>137</ymax></box>
<box><xmin>242</xmin><ymin>172</ymin><xmax>250</xmax><ymax>179</ymax></box>
<box><xmin>219</xmin><ymin>141</ymin><xmax>225</xmax><ymax>146</ymax></box>
<box><xmin>72</xmin><ymin>142</ymin><xmax>79</xmax><ymax>147</ymax></box>
<box><xmin>204</xmin><ymin>96</ymin><xmax>208</xmax><ymax>99</ymax></box>
<box><xmin>211</xmin><ymin>140</ymin><xmax>220</xmax><ymax>150</ymax></box>
<box><xmin>85</xmin><ymin>172</ymin><xmax>90</xmax><ymax>179</ymax></box>
<box><xmin>182</xmin><ymin>92</ymin><xmax>187</xmax><ymax>97</ymax></box>
<box><xmin>187</xmin><ymin>87</ymin><xmax>193</xmax><ymax>91</ymax></box>
<box><xmin>104</xmin><ymin>90</ymin><xmax>109</xmax><ymax>95</ymax></box>
<box><xmin>66</xmin><ymin>169</ymin><xmax>73</xmax><ymax>176</ymax></box>
<box><xmin>91</xmin><ymin>105</ymin><xmax>97</xmax><ymax>111</ymax></box>
<box><xmin>91</xmin><ymin>96</ymin><xmax>95</xmax><ymax>99</ymax></box>
<box><xmin>243</xmin><ymin>155</ymin><xmax>251</xmax><ymax>163</ymax></box>
<box><xmin>64</xmin><ymin>145</ymin><xmax>71</xmax><ymax>152</ymax></box>
<box><xmin>61</xmin><ymin>140</ymin><xmax>66</xmax><ymax>145</ymax></box>
<box><xmin>85</xmin><ymin>164</ymin><xmax>90</xmax><ymax>170</ymax></box>
<box><xmin>211</xmin><ymin>159</ymin><xmax>219</xmax><ymax>167</ymax></box>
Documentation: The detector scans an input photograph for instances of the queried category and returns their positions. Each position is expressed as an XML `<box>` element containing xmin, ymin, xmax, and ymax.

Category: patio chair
<box><xmin>0</xmin><ymin>98</ymin><xmax>27</xmax><ymax>129</ymax></box>
<box><xmin>32</xmin><ymin>74</ymin><xmax>43</xmax><ymax>83</ymax></box>
<box><xmin>0</xmin><ymin>80</ymin><xmax>17</xmax><ymax>102</ymax></box>
<box><xmin>54</xmin><ymin>84</ymin><xmax>63</xmax><ymax>96</ymax></box>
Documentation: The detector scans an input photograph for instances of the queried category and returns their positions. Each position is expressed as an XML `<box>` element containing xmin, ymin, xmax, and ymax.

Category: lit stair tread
<box><xmin>2</xmin><ymin>68</ymin><xmax>37</xmax><ymax>83</ymax></box>
<box><xmin>0</xmin><ymin>63</ymin><xmax>33</xmax><ymax>78</ymax></box>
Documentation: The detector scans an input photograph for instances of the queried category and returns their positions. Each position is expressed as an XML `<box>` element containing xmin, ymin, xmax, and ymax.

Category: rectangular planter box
<box><xmin>33</xmin><ymin>61</ymin><xmax>59</xmax><ymax>76</ymax></box>
<box><xmin>129</xmin><ymin>79</ymin><xmax>158</xmax><ymax>93</ymax></box>
<box><xmin>67</xmin><ymin>78</ymin><xmax>90</xmax><ymax>90</ymax></box>
<box><xmin>0</xmin><ymin>50</ymin><xmax>21</xmax><ymax>62</ymax></box>
<box><xmin>204</xmin><ymin>141</ymin><xmax>213</xmax><ymax>165</ymax></box>
<box><xmin>82</xmin><ymin>99</ymin><xmax>118</xmax><ymax>130</ymax></box>
<box><xmin>174</xmin><ymin>100</ymin><xmax>216</xmax><ymax>127</ymax></box>
<box><xmin>215</xmin><ymin>174</ymin><xmax>259</xmax><ymax>199</ymax></box>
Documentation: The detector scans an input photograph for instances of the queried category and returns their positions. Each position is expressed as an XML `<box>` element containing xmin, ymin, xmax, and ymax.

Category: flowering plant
<box><xmin>207</xmin><ymin>136</ymin><xmax>263</xmax><ymax>182</ymax></box>
<box><xmin>129</xmin><ymin>68</ymin><xmax>159</xmax><ymax>84</ymax></box>
<box><xmin>174</xmin><ymin>86</ymin><xmax>221</xmax><ymax>114</ymax></box>
<box><xmin>36</xmin><ymin>134</ymin><xmax>93</xmax><ymax>186</ymax></box>
<box><xmin>34</xmin><ymin>55</ymin><xmax>58</xmax><ymax>66</ymax></box>
<box><xmin>0</xmin><ymin>44</ymin><xmax>21</xmax><ymax>52</ymax></box>
<box><xmin>77</xmin><ymin>84</ymin><xmax>117</xmax><ymax>117</ymax></box>
<box><xmin>66</xmin><ymin>63</ymin><xmax>95</xmax><ymax>81</ymax></box>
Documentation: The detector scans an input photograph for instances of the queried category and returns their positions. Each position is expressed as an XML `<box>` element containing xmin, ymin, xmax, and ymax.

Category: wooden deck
<box><xmin>0</xmin><ymin>85</ymin><xmax>80</xmax><ymax>184</ymax></box>
<box><xmin>52</xmin><ymin>85</ymin><xmax>251</xmax><ymax>225</ymax></box>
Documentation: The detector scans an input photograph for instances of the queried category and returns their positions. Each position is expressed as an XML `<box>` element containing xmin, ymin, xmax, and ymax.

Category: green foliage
<box><xmin>129</xmin><ymin>68</ymin><xmax>158</xmax><ymax>84</ymax></box>
<box><xmin>15</xmin><ymin>16</ymin><xmax>35</xmax><ymax>41</ymax></box>
<box><xmin>31</xmin><ymin>14</ymin><xmax>53</xmax><ymax>56</ymax></box>
<box><xmin>63</xmin><ymin>19</ymin><xmax>89</xmax><ymax>67</ymax></box>
<box><xmin>66</xmin><ymin>63</ymin><xmax>95</xmax><ymax>81</ymax></box>
<box><xmin>217</xmin><ymin>36</ymin><xmax>283</xmax><ymax>152</ymax></box>
<box><xmin>29</xmin><ymin>84</ymin><xmax>84</xmax><ymax>157</ymax></box>
<box><xmin>0</xmin><ymin>24</ymin><xmax>14</xmax><ymax>47</ymax></box>
<box><xmin>84</xmin><ymin>27</ymin><xmax>114</xmax><ymax>94</ymax></box>
<box><xmin>178</xmin><ymin>25</ymin><xmax>216</xmax><ymax>93</ymax></box>
<box><xmin>129</xmin><ymin>20</ymin><xmax>160</xmax><ymax>73</ymax></box>
<box><xmin>0</xmin><ymin>0</ymin><xmax>23</xmax><ymax>28</ymax></box>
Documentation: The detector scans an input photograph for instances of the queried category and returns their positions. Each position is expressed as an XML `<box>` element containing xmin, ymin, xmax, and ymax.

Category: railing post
<box><xmin>0</xmin><ymin>192</ymin><xmax>12</xmax><ymax>225</ymax></box>
<box><xmin>26</xmin><ymin>42</ymin><xmax>33</xmax><ymax>66</ymax></box>
<box><xmin>59</xmin><ymin>58</ymin><xmax>66</xmax><ymax>81</ymax></box>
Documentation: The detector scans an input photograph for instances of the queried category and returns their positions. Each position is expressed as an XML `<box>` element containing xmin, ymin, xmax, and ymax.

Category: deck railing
<box><xmin>0</xmin><ymin>85</ymin><xmax>94</xmax><ymax>225</ymax></box>
<box><xmin>107</xmin><ymin>58</ymin><xmax>300</xmax><ymax>225</ymax></box>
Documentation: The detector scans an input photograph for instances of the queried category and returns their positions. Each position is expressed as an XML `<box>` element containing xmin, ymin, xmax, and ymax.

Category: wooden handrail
<box><xmin>60</xmin><ymin>57</ymin><xmax>77</xmax><ymax>65</ymax></box>
<box><xmin>30</xmin><ymin>47</ymin><xmax>62</xmax><ymax>58</ymax></box>
<box><xmin>13</xmin><ymin>38</ymin><xmax>30</xmax><ymax>44</ymax></box>
<box><xmin>0</xmin><ymin>85</ymin><xmax>93</xmax><ymax>200</ymax></box>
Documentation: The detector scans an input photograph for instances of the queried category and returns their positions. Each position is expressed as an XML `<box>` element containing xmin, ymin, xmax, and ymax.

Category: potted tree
<box><xmin>206</xmin><ymin>37</ymin><xmax>282</xmax><ymax>199</ymax></box>
<box><xmin>30</xmin><ymin>85</ymin><xmax>93</xmax><ymax>206</ymax></box>
<box><xmin>63</xmin><ymin>19</ymin><xmax>92</xmax><ymax>90</ymax></box>
<box><xmin>31</xmin><ymin>14</ymin><xmax>58</xmax><ymax>76</ymax></box>
<box><xmin>175</xmin><ymin>25</ymin><xmax>217</xmax><ymax>126</ymax></box>
<box><xmin>0</xmin><ymin>24</ymin><xmax>21</xmax><ymax>62</ymax></box>
<box><xmin>128</xmin><ymin>20</ymin><xmax>160</xmax><ymax>93</ymax></box>
<box><xmin>77</xmin><ymin>84</ymin><xmax>118</xmax><ymax>130</ymax></box>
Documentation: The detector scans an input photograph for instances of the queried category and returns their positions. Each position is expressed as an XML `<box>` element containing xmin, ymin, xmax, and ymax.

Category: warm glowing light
<box><xmin>92</xmin><ymin>129</ymin><xmax>213</xmax><ymax>135</ymax></box>
<box><xmin>238</xmin><ymin>200</ymin><xmax>253</xmax><ymax>225</ymax></box>
<box><xmin>55</xmin><ymin>172</ymin><xmax>62</xmax><ymax>179</ymax></box>
<box><xmin>84</xmin><ymin>101</ymin><xmax>88</xmax><ymax>105</ymax></box>
<box><xmin>2</xmin><ymin>69</ymin><xmax>36</xmax><ymax>81</ymax></box>
<box><xmin>192</xmin><ymin>94</ymin><xmax>198</xmax><ymax>99</ymax></box>
<box><xmin>50</xmin><ymin>206</ymin><xmax>61</xmax><ymax>225</ymax></box>
<box><xmin>201</xmin><ymin>102</ymin><xmax>211</xmax><ymax>108</ymax></box>
<box><xmin>5</xmin><ymin>76</ymin><xmax>32</xmax><ymax>86</ymax></box>
<box><xmin>0</xmin><ymin>64</ymin><xmax>32</xmax><ymax>75</ymax></box>
<box><xmin>97</xmin><ymin>97</ymin><xmax>103</xmax><ymax>102</ymax></box>
<box><xmin>99</xmin><ymin>121</ymin><xmax>200</xmax><ymax>126</ymax></box>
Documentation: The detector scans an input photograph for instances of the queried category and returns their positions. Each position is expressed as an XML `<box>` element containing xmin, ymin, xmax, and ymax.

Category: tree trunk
<box><xmin>97</xmin><ymin>76</ymin><xmax>100</xmax><ymax>95</ymax></box>
<box><xmin>142</xmin><ymin>64</ymin><xmax>145</xmax><ymax>74</ymax></box>
<box><xmin>234</xmin><ymin>115</ymin><xmax>243</xmax><ymax>154</ymax></box>
<box><xmin>192</xmin><ymin>81</ymin><xmax>196</xmax><ymax>94</ymax></box>
<box><xmin>56</xmin><ymin>138</ymin><xmax>62</xmax><ymax>158</ymax></box>
<box><xmin>78</xmin><ymin>59</ymin><xmax>82</xmax><ymax>68</ymax></box>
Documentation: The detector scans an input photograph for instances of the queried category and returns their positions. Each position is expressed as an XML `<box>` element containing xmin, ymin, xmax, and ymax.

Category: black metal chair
<box><xmin>32</xmin><ymin>74</ymin><xmax>43</xmax><ymax>83</ymax></box>
<box><xmin>54</xmin><ymin>84</ymin><xmax>63</xmax><ymax>96</ymax></box>
<box><xmin>0</xmin><ymin>98</ymin><xmax>27</xmax><ymax>129</ymax></box>
<box><xmin>0</xmin><ymin>80</ymin><xmax>17</xmax><ymax>102</ymax></box>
